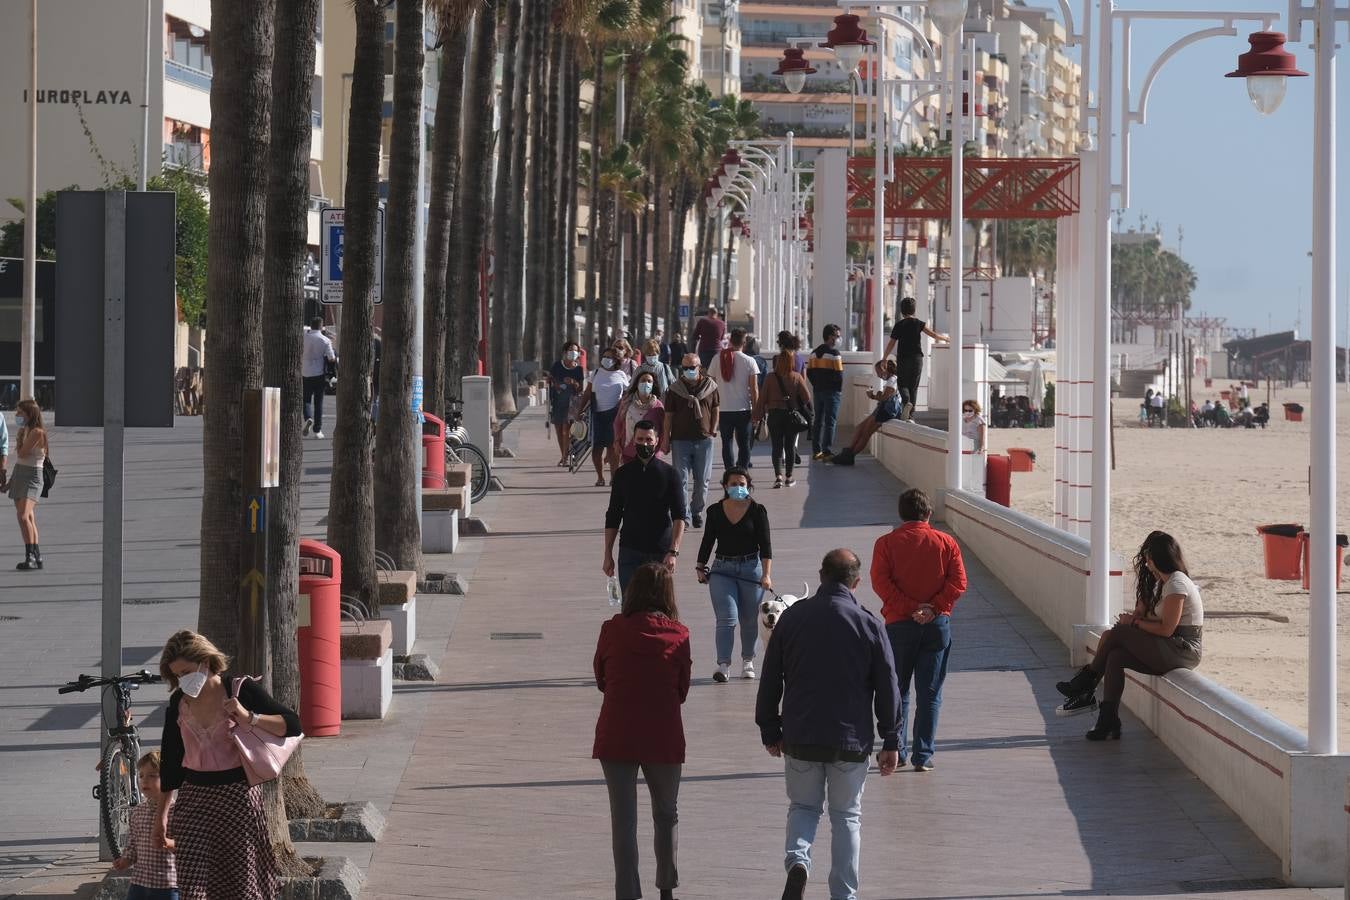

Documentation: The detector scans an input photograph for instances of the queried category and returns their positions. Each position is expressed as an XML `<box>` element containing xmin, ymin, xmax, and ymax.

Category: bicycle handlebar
<box><xmin>58</xmin><ymin>670</ymin><xmax>162</xmax><ymax>694</ymax></box>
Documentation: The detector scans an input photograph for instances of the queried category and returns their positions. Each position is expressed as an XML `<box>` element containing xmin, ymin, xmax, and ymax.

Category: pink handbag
<box><xmin>229</xmin><ymin>677</ymin><xmax>303</xmax><ymax>786</ymax></box>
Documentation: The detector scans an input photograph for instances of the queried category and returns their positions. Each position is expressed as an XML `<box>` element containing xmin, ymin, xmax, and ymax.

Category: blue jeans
<box><xmin>670</xmin><ymin>437</ymin><xmax>713</xmax><ymax>521</ymax></box>
<box><xmin>126</xmin><ymin>887</ymin><xmax>180</xmax><ymax>900</ymax></box>
<box><xmin>718</xmin><ymin>410</ymin><xmax>753</xmax><ymax>469</ymax></box>
<box><xmin>617</xmin><ymin>547</ymin><xmax>666</xmax><ymax>596</ymax></box>
<box><xmin>784</xmin><ymin>756</ymin><xmax>869</xmax><ymax>900</ymax></box>
<box><xmin>302</xmin><ymin>375</ymin><xmax>327</xmax><ymax>433</ymax></box>
<box><xmin>812</xmin><ymin>390</ymin><xmax>842</xmax><ymax>454</ymax></box>
<box><xmin>886</xmin><ymin>616</ymin><xmax>952</xmax><ymax>765</ymax></box>
<box><xmin>708</xmin><ymin>557</ymin><xmax>762</xmax><ymax>664</ymax></box>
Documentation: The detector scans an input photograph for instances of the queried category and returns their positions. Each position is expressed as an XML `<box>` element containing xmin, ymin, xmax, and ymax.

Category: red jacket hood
<box><xmin>604</xmin><ymin>612</ymin><xmax>689</xmax><ymax>650</ymax></box>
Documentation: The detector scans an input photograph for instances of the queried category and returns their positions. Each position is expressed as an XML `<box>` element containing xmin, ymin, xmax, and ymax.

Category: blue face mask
<box><xmin>682</xmin><ymin>368</ymin><xmax>698</xmax><ymax>380</ymax></box>
<box><xmin>726</xmin><ymin>485</ymin><xmax>750</xmax><ymax>501</ymax></box>
<box><xmin>638</xmin><ymin>382</ymin><xmax>653</xmax><ymax>396</ymax></box>
<box><xmin>14</xmin><ymin>415</ymin><xmax>25</xmax><ymax>427</ymax></box>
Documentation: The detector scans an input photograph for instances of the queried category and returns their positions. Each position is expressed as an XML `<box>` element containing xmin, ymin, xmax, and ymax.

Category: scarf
<box><xmin>719</xmin><ymin>348</ymin><xmax>737</xmax><ymax>382</ymax></box>
<box><xmin>670</xmin><ymin>376</ymin><xmax>718</xmax><ymax>422</ymax></box>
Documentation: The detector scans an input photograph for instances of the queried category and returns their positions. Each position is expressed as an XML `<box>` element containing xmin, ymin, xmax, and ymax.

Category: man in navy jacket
<box><xmin>756</xmin><ymin>549</ymin><xmax>901</xmax><ymax>900</ymax></box>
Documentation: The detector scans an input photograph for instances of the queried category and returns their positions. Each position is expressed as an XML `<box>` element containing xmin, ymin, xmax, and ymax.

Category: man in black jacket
<box><xmin>806</xmin><ymin>324</ymin><xmax>844</xmax><ymax>460</ymax></box>
<box><xmin>603</xmin><ymin>421</ymin><xmax>688</xmax><ymax>593</ymax></box>
<box><xmin>756</xmin><ymin>549</ymin><xmax>901</xmax><ymax>900</ymax></box>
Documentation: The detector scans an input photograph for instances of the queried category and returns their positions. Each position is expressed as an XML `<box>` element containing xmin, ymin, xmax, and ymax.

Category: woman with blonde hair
<box><xmin>156</xmin><ymin>630</ymin><xmax>301</xmax><ymax>900</ymax></box>
<box><xmin>8</xmin><ymin>399</ymin><xmax>48</xmax><ymax>570</ymax></box>
<box><xmin>752</xmin><ymin>350</ymin><xmax>812</xmax><ymax>487</ymax></box>
<box><xmin>635</xmin><ymin>339</ymin><xmax>672</xmax><ymax>397</ymax></box>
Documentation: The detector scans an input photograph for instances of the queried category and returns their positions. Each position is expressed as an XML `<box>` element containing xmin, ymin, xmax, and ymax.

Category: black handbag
<box><xmin>774</xmin><ymin>374</ymin><xmax>810</xmax><ymax>433</ymax></box>
<box><xmin>40</xmin><ymin>457</ymin><xmax>57</xmax><ymax>498</ymax></box>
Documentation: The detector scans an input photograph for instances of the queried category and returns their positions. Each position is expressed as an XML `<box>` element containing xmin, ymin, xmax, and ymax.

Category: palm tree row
<box><xmin>1112</xmin><ymin>235</ymin><xmax>1199</xmax><ymax>319</ymax></box>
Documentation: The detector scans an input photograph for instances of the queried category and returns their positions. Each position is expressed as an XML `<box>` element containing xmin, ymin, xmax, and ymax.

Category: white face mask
<box><xmin>178</xmin><ymin>666</ymin><xmax>208</xmax><ymax>698</ymax></box>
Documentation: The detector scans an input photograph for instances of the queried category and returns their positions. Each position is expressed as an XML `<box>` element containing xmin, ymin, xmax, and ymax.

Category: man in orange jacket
<box><xmin>869</xmin><ymin>488</ymin><xmax>967</xmax><ymax>771</ymax></box>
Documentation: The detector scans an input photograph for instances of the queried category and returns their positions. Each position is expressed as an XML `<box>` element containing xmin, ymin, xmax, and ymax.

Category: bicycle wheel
<box><xmin>456</xmin><ymin>443</ymin><xmax>491</xmax><ymax>503</ymax></box>
<box><xmin>99</xmin><ymin>740</ymin><xmax>137</xmax><ymax>858</ymax></box>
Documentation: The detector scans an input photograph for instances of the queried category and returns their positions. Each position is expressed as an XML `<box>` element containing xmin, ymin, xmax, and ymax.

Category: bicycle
<box><xmin>58</xmin><ymin>669</ymin><xmax>163</xmax><ymax>857</ymax></box>
<box><xmin>443</xmin><ymin>399</ymin><xmax>491</xmax><ymax>504</ymax></box>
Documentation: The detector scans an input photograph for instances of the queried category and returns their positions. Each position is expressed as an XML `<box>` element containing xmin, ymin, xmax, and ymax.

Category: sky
<box><xmin>1095</xmin><ymin>2</ymin><xmax>1350</xmax><ymax>338</ymax></box>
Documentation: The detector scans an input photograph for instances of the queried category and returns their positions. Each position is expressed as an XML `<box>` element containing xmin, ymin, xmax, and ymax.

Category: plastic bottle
<box><xmin>606</xmin><ymin>575</ymin><xmax>622</xmax><ymax>608</ymax></box>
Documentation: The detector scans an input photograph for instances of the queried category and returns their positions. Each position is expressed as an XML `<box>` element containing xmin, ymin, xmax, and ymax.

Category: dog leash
<box><xmin>699</xmin><ymin>568</ymin><xmax>790</xmax><ymax>604</ymax></box>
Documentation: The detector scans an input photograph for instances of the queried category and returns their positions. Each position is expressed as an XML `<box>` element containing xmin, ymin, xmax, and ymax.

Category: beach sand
<box><xmin>986</xmin><ymin>382</ymin><xmax>1350</xmax><ymax>745</ymax></box>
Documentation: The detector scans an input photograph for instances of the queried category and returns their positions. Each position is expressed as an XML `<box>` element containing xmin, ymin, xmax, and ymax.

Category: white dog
<box><xmin>758</xmin><ymin>582</ymin><xmax>811</xmax><ymax>648</ymax></box>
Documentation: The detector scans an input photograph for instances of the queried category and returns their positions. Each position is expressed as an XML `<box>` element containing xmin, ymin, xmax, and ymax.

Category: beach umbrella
<box><xmin>1029</xmin><ymin>360</ymin><xmax>1046</xmax><ymax>411</ymax></box>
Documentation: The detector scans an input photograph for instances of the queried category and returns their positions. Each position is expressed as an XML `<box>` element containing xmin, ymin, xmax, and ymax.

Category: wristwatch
<box><xmin>248</xmin><ymin>710</ymin><xmax>259</xmax><ymax>726</ymax></box>
<box><xmin>667</xmin><ymin>549</ymin><xmax>680</xmax><ymax>557</ymax></box>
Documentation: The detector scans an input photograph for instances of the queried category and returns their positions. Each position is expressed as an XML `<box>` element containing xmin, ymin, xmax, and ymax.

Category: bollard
<box><xmin>461</xmin><ymin>375</ymin><xmax>493</xmax><ymax>453</ymax></box>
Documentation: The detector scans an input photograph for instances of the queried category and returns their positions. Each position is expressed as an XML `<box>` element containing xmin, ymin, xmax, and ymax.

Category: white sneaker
<box><xmin>313</xmin><ymin>431</ymin><xmax>326</xmax><ymax>440</ymax></box>
<box><xmin>712</xmin><ymin>663</ymin><xmax>730</xmax><ymax>683</ymax></box>
<box><xmin>741</xmin><ymin>660</ymin><xmax>756</xmax><ymax>680</ymax></box>
<box><xmin>302</xmin><ymin>418</ymin><xmax>313</xmax><ymax>436</ymax></box>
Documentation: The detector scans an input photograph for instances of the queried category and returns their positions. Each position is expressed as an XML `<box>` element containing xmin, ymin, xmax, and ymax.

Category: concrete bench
<box><xmin>377</xmin><ymin>570</ymin><xmax>417</xmax><ymax>655</ymax></box>
<box><xmin>424</xmin><ymin>483</ymin><xmax>470</xmax><ymax>513</ymax></box>
<box><xmin>340</xmin><ymin>619</ymin><xmax>392</xmax><ymax>720</ymax></box>
<box><xmin>445</xmin><ymin>462</ymin><xmax>471</xmax><ymax>489</ymax></box>
<box><xmin>423</xmin><ymin>485</ymin><xmax>467</xmax><ymax>553</ymax></box>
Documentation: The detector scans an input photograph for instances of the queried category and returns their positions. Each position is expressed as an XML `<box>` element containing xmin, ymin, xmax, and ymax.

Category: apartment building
<box><xmin>700</xmin><ymin>0</ymin><xmax>743</xmax><ymax>98</ymax></box>
<box><xmin>0</xmin><ymin>0</ymin><xmax>327</xmax><ymax>244</ymax></box>
<box><xmin>994</xmin><ymin>0</ymin><xmax>1081</xmax><ymax>155</ymax></box>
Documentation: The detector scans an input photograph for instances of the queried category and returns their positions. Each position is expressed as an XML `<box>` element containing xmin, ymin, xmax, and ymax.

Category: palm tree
<box><xmin>523</xmin><ymin>0</ymin><xmax>551</xmax><ymax>366</ymax></box>
<box><xmin>260</xmin><ymin>0</ymin><xmax>325</xmax><ymax>844</ymax></box>
<box><xmin>374</xmin><ymin>0</ymin><xmax>426</xmax><ymax>578</ymax></box>
<box><xmin>445</xmin><ymin>4</ymin><xmax>497</xmax><ymax>395</ymax></box>
<box><xmin>490</xmin><ymin>0</ymin><xmax>524</xmax><ymax>414</ymax></box>
<box><xmin>326</xmin><ymin>0</ymin><xmax>383</xmax><ymax>611</ymax></box>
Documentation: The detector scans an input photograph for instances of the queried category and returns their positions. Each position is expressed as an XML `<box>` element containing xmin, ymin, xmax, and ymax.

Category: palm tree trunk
<box><xmin>423</xmin><ymin>25</ymin><xmax>468</xmax><ymax>420</ymax></box>
<box><xmin>261</xmin><ymin>0</ymin><xmax>325</xmax><ymax>844</ymax></box>
<box><xmin>326</xmin><ymin>0</ymin><xmax>382</xmax><ymax>611</ymax></box>
<box><xmin>564</xmin><ymin>42</ymin><xmax>581</xmax><ymax>344</ymax></box>
<box><xmin>541</xmin><ymin>23</ymin><xmax>564</xmax><ymax>359</ymax></box>
<box><xmin>446</xmin><ymin>6</ymin><xmax>497</xmax><ymax>394</ymax></box>
<box><xmin>582</xmin><ymin>44</ymin><xmax>602</xmax><ymax>357</ymax></box>
<box><xmin>374</xmin><ymin>0</ymin><xmax>425</xmax><ymax>577</ymax></box>
<box><xmin>504</xmin><ymin>0</ymin><xmax>533</xmax><ymax>384</ymax></box>
<box><xmin>490</xmin><ymin>0</ymin><xmax>523</xmax><ymax>413</ymax></box>
<box><xmin>199</xmin><ymin>0</ymin><xmax>273</xmax><ymax>656</ymax></box>
<box><xmin>649</xmin><ymin>162</ymin><xmax>665</xmax><ymax>337</ymax></box>
<box><xmin>666</xmin><ymin>179</ymin><xmax>691</xmax><ymax>334</ymax></box>
<box><xmin>720</xmin><ymin>218</ymin><xmax>734</xmax><ymax>314</ymax></box>
<box><xmin>634</xmin><ymin>196</ymin><xmax>649</xmax><ymax>337</ymax></box>
<box><xmin>522</xmin><ymin>0</ymin><xmax>549</xmax><ymax>366</ymax></box>
<box><xmin>689</xmin><ymin>205</ymin><xmax>708</xmax><ymax>309</ymax></box>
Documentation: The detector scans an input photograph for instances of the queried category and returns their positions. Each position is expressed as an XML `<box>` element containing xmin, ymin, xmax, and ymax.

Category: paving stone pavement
<box><xmin>0</xmin><ymin>410</ymin><xmax>1336</xmax><ymax>899</ymax></box>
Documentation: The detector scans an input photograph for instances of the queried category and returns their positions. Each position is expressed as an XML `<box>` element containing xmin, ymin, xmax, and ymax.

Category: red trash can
<box><xmin>985</xmin><ymin>454</ymin><xmax>1011</xmax><ymax>507</ymax></box>
<box><xmin>298</xmin><ymin>539</ymin><xmax>342</xmax><ymax>736</ymax></box>
<box><xmin>1299</xmin><ymin>532</ymin><xmax>1347</xmax><ymax>590</ymax></box>
<box><xmin>422</xmin><ymin>413</ymin><xmax>446</xmax><ymax>488</ymax></box>
<box><xmin>1256</xmin><ymin>524</ymin><xmax>1304</xmax><ymax>580</ymax></box>
<box><xmin>1007</xmin><ymin>448</ymin><xmax>1035</xmax><ymax>472</ymax></box>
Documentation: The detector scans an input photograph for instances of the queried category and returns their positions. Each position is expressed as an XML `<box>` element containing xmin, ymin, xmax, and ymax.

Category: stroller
<box><xmin>566</xmin><ymin>410</ymin><xmax>592</xmax><ymax>474</ymax></box>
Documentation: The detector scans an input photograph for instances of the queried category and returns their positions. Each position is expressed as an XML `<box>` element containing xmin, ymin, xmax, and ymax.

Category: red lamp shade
<box><xmin>720</xmin><ymin>149</ymin><xmax>742</xmax><ymax>168</ymax></box>
<box><xmin>820</xmin><ymin>14</ymin><xmax>873</xmax><ymax>72</ymax></box>
<box><xmin>1226</xmin><ymin>31</ymin><xmax>1306</xmax><ymax>115</ymax></box>
<box><xmin>773</xmin><ymin>48</ymin><xmax>818</xmax><ymax>94</ymax></box>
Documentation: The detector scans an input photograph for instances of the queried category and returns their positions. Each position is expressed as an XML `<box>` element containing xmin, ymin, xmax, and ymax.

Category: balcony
<box><xmin>165</xmin><ymin>58</ymin><xmax>211</xmax><ymax>92</ymax></box>
<box><xmin>741</xmin><ymin>28</ymin><xmax>821</xmax><ymax>46</ymax></box>
<box><xmin>164</xmin><ymin>142</ymin><xmax>206</xmax><ymax>172</ymax></box>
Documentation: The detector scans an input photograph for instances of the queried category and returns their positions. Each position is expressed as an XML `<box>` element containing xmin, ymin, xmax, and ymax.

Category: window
<box><xmin>165</xmin><ymin>16</ymin><xmax>211</xmax><ymax>72</ymax></box>
<box><xmin>0</xmin><ymin>297</ymin><xmax>44</xmax><ymax>343</ymax></box>
<box><xmin>311</xmin><ymin>74</ymin><xmax>323</xmax><ymax>127</ymax></box>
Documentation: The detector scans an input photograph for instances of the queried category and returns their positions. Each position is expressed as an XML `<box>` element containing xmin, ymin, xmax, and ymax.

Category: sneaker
<box><xmin>913</xmin><ymin>761</ymin><xmax>934</xmax><ymax>772</ymax></box>
<box><xmin>741</xmin><ymin>660</ymin><xmax>756</xmax><ymax>680</ymax></box>
<box><xmin>302</xmin><ymin>418</ymin><xmax>313</xmax><ymax>436</ymax></box>
<box><xmin>1056</xmin><ymin>692</ymin><xmax>1098</xmax><ymax>717</ymax></box>
<box><xmin>773</xmin><ymin>477</ymin><xmax>783</xmax><ymax>489</ymax></box>
<box><xmin>784</xmin><ymin>477</ymin><xmax>795</xmax><ymax>487</ymax></box>
<box><xmin>901</xmin><ymin>402</ymin><xmax>915</xmax><ymax>421</ymax></box>
<box><xmin>812</xmin><ymin>451</ymin><xmax>825</xmax><ymax>461</ymax></box>
<box><xmin>691</xmin><ymin>514</ymin><xmax>703</xmax><ymax>529</ymax></box>
<box><xmin>781</xmin><ymin>863</ymin><xmax>807</xmax><ymax>900</ymax></box>
<box><xmin>712</xmin><ymin>663</ymin><xmax>730</xmax><ymax>683</ymax></box>
<box><xmin>313</xmin><ymin>431</ymin><xmax>325</xmax><ymax>440</ymax></box>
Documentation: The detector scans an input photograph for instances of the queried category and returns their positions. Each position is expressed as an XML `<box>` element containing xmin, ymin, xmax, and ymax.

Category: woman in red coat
<box><xmin>594</xmin><ymin>562</ymin><xmax>691</xmax><ymax>900</ymax></box>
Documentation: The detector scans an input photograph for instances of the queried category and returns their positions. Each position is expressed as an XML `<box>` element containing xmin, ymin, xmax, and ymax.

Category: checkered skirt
<box><xmin>169</xmin><ymin>779</ymin><xmax>282</xmax><ymax>900</ymax></box>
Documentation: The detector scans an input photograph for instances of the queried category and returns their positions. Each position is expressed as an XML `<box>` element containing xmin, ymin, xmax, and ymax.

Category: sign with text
<box><xmin>319</xmin><ymin>207</ymin><xmax>383</xmax><ymax>305</ymax></box>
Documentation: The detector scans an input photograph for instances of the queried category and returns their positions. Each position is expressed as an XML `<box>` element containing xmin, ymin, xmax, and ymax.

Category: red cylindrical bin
<box><xmin>1299</xmin><ymin>532</ymin><xmax>1347</xmax><ymax>591</ymax></box>
<box><xmin>298</xmin><ymin>539</ymin><xmax>343</xmax><ymax>736</ymax></box>
<box><xmin>1256</xmin><ymin>524</ymin><xmax>1303</xmax><ymax>580</ymax></box>
<box><xmin>985</xmin><ymin>454</ymin><xmax>1011</xmax><ymax>507</ymax></box>
<box><xmin>422</xmin><ymin>413</ymin><xmax>446</xmax><ymax>488</ymax></box>
<box><xmin>1007</xmin><ymin>448</ymin><xmax>1035</xmax><ymax>472</ymax></box>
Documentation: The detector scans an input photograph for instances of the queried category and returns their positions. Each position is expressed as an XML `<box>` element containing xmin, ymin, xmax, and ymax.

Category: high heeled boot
<box><xmin>1085</xmin><ymin>700</ymin><xmax>1121</xmax><ymax>741</ymax></box>
<box><xmin>1056</xmin><ymin>665</ymin><xmax>1101</xmax><ymax>698</ymax></box>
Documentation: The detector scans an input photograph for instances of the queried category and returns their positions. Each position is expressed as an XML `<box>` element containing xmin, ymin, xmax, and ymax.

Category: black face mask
<box><xmin>634</xmin><ymin>444</ymin><xmax>655</xmax><ymax>461</ymax></box>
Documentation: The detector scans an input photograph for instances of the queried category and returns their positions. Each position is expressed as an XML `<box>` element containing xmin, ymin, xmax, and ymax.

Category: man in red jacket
<box><xmin>869</xmin><ymin>488</ymin><xmax>967</xmax><ymax>772</ymax></box>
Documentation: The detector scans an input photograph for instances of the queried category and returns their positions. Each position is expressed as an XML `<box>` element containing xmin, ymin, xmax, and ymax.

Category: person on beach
<box><xmin>9</xmin><ymin>399</ymin><xmax>48</xmax><ymax>571</ymax></box>
<box><xmin>712</xmin><ymin>328</ymin><xmax>759</xmax><ymax>472</ymax></box>
<box><xmin>961</xmin><ymin>399</ymin><xmax>986</xmax><ymax>453</ymax></box>
<box><xmin>603</xmin><ymin>421</ymin><xmax>687</xmax><ymax>593</ymax></box>
<box><xmin>577</xmin><ymin>349</ymin><xmax>631</xmax><ymax>487</ymax></box>
<box><xmin>1149</xmin><ymin>390</ymin><xmax>1166</xmax><ymax>426</ymax></box>
<box><xmin>113</xmin><ymin>751</ymin><xmax>178</xmax><ymax>900</ymax></box>
<box><xmin>695</xmin><ymin>467</ymin><xmax>772</xmax><ymax>683</ymax></box>
<box><xmin>661</xmin><ymin>355</ymin><xmax>720</xmax><ymax>529</ymax></box>
<box><xmin>1056</xmin><ymin>531</ymin><xmax>1203</xmax><ymax>740</ymax></box>
<box><xmin>615</xmin><ymin>372</ymin><xmax>667</xmax><ymax>463</ymax></box>
<box><xmin>157</xmin><ymin>630</ymin><xmax>301</xmax><ymax>900</ymax></box>
<box><xmin>806</xmin><ymin>324</ymin><xmax>845</xmax><ymax>461</ymax></box>
<box><xmin>870</xmin><ymin>489</ymin><xmax>967</xmax><ymax>771</ymax></box>
<box><xmin>753</xmin><ymin>349</ymin><xmax>812</xmax><ymax>488</ymax></box>
<box><xmin>830</xmin><ymin>360</ymin><xmax>900</xmax><ymax>467</ymax></box>
<box><xmin>882</xmin><ymin>296</ymin><xmax>949</xmax><ymax>421</ymax></box>
<box><xmin>756</xmin><ymin>549</ymin><xmax>901</xmax><ymax>900</ymax></box>
<box><xmin>594</xmin><ymin>563</ymin><xmax>691</xmax><ymax>900</ymax></box>
<box><xmin>548</xmin><ymin>342</ymin><xmax>586</xmax><ymax>466</ymax></box>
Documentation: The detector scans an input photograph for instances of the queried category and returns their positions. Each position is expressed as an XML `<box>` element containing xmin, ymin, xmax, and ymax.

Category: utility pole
<box><xmin>138</xmin><ymin>0</ymin><xmax>152</xmax><ymax>192</ymax></box>
<box><xmin>21</xmin><ymin>0</ymin><xmax>37</xmax><ymax>402</ymax></box>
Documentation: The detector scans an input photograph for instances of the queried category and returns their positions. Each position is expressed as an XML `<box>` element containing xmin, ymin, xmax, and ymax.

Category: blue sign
<box><xmin>678</xmin><ymin>304</ymin><xmax>690</xmax><ymax>319</ymax></box>
<box><xmin>411</xmin><ymin>375</ymin><xmax>425</xmax><ymax>425</ymax></box>
<box><xmin>320</xmin><ymin>207</ymin><xmax>383</xmax><ymax>305</ymax></box>
<box><xmin>327</xmin><ymin>227</ymin><xmax>343</xmax><ymax>282</ymax></box>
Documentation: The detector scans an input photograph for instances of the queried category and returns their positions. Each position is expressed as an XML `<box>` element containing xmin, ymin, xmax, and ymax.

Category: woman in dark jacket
<box><xmin>594</xmin><ymin>563</ymin><xmax>691</xmax><ymax>900</ymax></box>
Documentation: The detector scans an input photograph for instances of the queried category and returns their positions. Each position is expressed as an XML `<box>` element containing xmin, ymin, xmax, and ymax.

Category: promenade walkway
<box><xmin>0</xmin><ymin>410</ymin><xmax>1332</xmax><ymax>898</ymax></box>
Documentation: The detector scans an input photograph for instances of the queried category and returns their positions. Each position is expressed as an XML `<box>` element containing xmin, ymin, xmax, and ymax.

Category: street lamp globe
<box><xmin>784</xmin><ymin>70</ymin><xmax>807</xmax><ymax>94</ymax></box>
<box><xmin>928</xmin><ymin>0</ymin><xmax>969</xmax><ymax>36</ymax></box>
<box><xmin>1226</xmin><ymin>31</ymin><xmax>1306</xmax><ymax>116</ymax></box>
<box><xmin>820</xmin><ymin>14</ymin><xmax>873</xmax><ymax>74</ymax></box>
<box><xmin>774</xmin><ymin>47</ymin><xmax>817</xmax><ymax>95</ymax></box>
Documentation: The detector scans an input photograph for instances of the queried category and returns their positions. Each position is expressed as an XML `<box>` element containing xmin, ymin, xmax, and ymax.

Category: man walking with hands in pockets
<box><xmin>756</xmin><ymin>549</ymin><xmax>901</xmax><ymax>900</ymax></box>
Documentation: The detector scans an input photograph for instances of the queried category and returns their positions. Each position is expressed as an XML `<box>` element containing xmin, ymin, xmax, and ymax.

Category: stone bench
<box><xmin>445</xmin><ymin>462</ymin><xmax>471</xmax><ymax>488</ymax></box>
<box><xmin>422</xmin><ymin>485</ymin><xmax>465</xmax><ymax>553</ymax></box>
<box><xmin>423</xmin><ymin>483</ymin><xmax>470</xmax><ymax>513</ymax></box>
<box><xmin>377</xmin><ymin>570</ymin><xmax>417</xmax><ymax>655</ymax></box>
<box><xmin>340</xmin><ymin>619</ymin><xmax>392</xmax><ymax>720</ymax></box>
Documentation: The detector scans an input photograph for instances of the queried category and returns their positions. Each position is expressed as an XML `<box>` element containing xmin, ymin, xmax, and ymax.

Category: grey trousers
<box><xmin>1091</xmin><ymin>623</ymin><xmax>1200</xmax><ymax>702</ymax></box>
<box><xmin>600</xmin><ymin>760</ymin><xmax>681</xmax><ymax>900</ymax></box>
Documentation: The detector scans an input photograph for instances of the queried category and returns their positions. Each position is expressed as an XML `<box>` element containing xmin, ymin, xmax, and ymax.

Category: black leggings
<box><xmin>897</xmin><ymin>355</ymin><xmax>923</xmax><ymax>409</ymax></box>
<box><xmin>767</xmin><ymin>409</ymin><xmax>798</xmax><ymax>478</ymax></box>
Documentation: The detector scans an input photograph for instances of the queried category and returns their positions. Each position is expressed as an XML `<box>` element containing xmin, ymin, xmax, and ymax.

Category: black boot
<box><xmin>1085</xmin><ymin>700</ymin><xmax>1121</xmax><ymax>741</ymax></box>
<box><xmin>30</xmin><ymin>544</ymin><xmax>42</xmax><ymax>570</ymax></box>
<box><xmin>16</xmin><ymin>544</ymin><xmax>37</xmax><ymax>571</ymax></box>
<box><xmin>1056</xmin><ymin>665</ymin><xmax>1101</xmax><ymax>698</ymax></box>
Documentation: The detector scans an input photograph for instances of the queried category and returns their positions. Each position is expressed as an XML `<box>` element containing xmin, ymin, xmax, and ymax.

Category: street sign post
<box><xmin>238</xmin><ymin>387</ymin><xmax>279</xmax><ymax>683</ymax></box>
<box><xmin>319</xmin><ymin>206</ymin><xmax>383</xmax><ymax>305</ymax></box>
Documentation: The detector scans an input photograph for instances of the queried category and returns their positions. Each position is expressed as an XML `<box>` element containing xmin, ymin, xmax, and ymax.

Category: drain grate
<box><xmin>125</xmin><ymin>598</ymin><xmax>176</xmax><ymax>605</ymax></box>
<box><xmin>0</xmin><ymin>615</ymin><xmax>19</xmax><ymax>622</ymax></box>
<box><xmin>490</xmin><ymin>632</ymin><xmax>542</xmax><ymax>640</ymax></box>
<box><xmin>1175</xmin><ymin>877</ymin><xmax>1285</xmax><ymax>893</ymax></box>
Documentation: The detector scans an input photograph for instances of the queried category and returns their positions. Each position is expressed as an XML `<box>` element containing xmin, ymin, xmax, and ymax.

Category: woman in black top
<box><xmin>882</xmin><ymin>297</ymin><xmax>949</xmax><ymax>420</ymax></box>
<box><xmin>695</xmin><ymin>467</ymin><xmax>772</xmax><ymax>683</ymax></box>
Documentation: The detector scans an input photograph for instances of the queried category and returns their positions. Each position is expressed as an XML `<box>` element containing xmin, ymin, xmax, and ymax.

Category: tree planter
<box><xmin>289</xmin><ymin>801</ymin><xmax>386</xmax><ymax>842</ymax></box>
<box><xmin>97</xmin><ymin>856</ymin><xmax>363</xmax><ymax>900</ymax></box>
